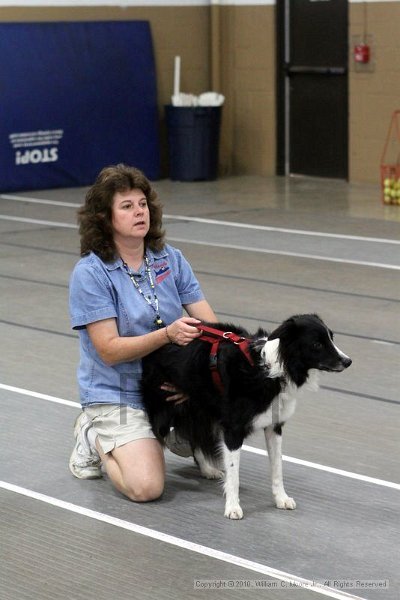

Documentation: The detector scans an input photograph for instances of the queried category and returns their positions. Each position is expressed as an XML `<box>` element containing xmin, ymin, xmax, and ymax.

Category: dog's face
<box><xmin>293</xmin><ymin>314</ymin><xmax>352</xmax><ymax>373</ymax></box>
<box><xmin>264</xmin><ymin>314</ymin><xmax>352</xmax><ymax>386</ymax></box>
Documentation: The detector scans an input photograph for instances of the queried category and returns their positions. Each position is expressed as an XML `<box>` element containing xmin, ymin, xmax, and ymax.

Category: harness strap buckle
<box><xmin>197</xmin><ymin>323</ymin><xmax>254</xmax><ymax>395</ymax></box>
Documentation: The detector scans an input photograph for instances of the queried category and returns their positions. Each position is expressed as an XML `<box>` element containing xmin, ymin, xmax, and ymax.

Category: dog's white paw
<box><xmin>200</xmin><ymin>466</ymin><xmax>224</xmax><ymax>480</ymax></box>
<box><xmin>275</xmin><ymin>495</ymin><xmax>296</xmax><ymax>510</ymax></box>
<box><xmin>224</xmin><ymin>504</ymin><xmax>244</xmax><ymax>520</ymax></box>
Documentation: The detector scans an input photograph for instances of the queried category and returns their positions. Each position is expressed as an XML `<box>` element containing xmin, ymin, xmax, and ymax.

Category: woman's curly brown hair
<box><xmin>78</xmin><ymin>164</ymin><xmax>165</xmax><ymax>261</ymax></box>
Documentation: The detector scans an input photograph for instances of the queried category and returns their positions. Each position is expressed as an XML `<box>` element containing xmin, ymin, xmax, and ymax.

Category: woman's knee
<box><xmin>110</xmin><ymin>437</ymin><xmax>165</xmax><ymax>502</ymax></box>
<box><xmin>124</xmin><ymin>478</ymin><xmax>164</xmax><ymax>502</ymax></box>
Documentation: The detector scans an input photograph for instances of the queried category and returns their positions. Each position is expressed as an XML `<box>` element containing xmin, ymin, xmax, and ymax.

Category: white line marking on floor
<box><xmin>1</xmin><ymin>215</ymin><xmax>399</xmax><ymax>270</ymax></box>
<box><xmin>0</xmin><ymin>214</ymin><xmax>77</xmax><ymax>228</ymax></box>
<box><xmin>1</xmin><ymin>383</ymin><xmax>399</xmax><ymax>491</ymax></box>
<box><xmin>168</xmin><ymin>236</ymin><xmax>400</xmax><ymax>271</ymax></box>
<box><xmin>1</xmin><ymin>194</ymin><xmax>79</xmax><ymax>208</ymax></box>
<box><xmin>2</xmin><ymin>194</ymin><xmax>399</xmax><ymax>244</ymax></box>
<box><xmin>165</xmin><ymin>214</ymin><xmax>400</xmax><ymax>245</ymax></box>
<box><xmin>242</xmin><ymin>446</ymin><xmax>400</xmax><ymax>491</ymax></box>
<box><xmin>0</xmin><ymin>383</ymin><xmax>79</xmax><ymax>408</ymax></box>
<box><xmin>0</xmin><ymin>480</ymin><xmax>367</xmax><ymax>600</ymax></box>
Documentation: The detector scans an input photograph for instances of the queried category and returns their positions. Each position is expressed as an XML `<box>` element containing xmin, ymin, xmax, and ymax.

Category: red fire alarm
<box><xmin>354</xmin><ymin>43</ymin><xmax>370</xmax><ymax>64</ymax></box>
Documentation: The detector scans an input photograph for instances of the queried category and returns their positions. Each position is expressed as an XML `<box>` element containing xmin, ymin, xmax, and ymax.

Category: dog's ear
<box><xmin>269</xmin><ymin>317</ymin><xmax>310</xmax><ymax>386</ymax></box>
<box><xmin>285</xmin><ymin>315</ymin><xmax>307</xmax><ymax>329</ymax></box>
<box><xmin>269</xmin><ymin>316</ymin><xmax>298</xmax><ymax>341</ymax></box>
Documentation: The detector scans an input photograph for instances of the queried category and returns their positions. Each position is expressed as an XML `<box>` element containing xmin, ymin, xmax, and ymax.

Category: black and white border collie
<box><xmin>142</xmin><ymin>314</ymin><xmax>352</xmax><ymax>519</ymax></box>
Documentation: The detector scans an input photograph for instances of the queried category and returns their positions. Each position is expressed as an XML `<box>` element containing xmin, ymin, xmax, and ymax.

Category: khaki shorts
<box><xmin>84</xmin><ymin>404</ymin><xmax>156</xmax><ymax>455</ymax></box>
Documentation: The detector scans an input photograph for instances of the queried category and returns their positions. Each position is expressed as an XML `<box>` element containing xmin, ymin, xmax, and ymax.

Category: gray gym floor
<box><xmin>0</xmin><ymin>175</ymin><xmax>399</xmax><ymax>600</ymax></box>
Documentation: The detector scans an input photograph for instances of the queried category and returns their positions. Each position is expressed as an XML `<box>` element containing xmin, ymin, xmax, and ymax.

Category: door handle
<box><xmin>285</xmin><ymin>65</ymin><xmax>346</xmax><ymax>75</ymax></box>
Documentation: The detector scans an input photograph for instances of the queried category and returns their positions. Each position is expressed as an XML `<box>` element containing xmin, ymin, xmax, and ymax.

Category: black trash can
<box><xmin>165</xmin><ymin>105</ymin><xmax>222</xmax><ymax>181</ymax></box>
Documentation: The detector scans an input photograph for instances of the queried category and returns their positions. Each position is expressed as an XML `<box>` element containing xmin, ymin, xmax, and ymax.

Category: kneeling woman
<box><xmin>69</xmin><ymin>164</ymin><xmax>216</xmax><ymax>501</ymax></box>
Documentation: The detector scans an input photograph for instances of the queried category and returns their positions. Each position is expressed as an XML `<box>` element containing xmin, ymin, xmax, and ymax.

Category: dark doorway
<box><xmin>276</xmin><ymin>0</ymin><xmax>348</xmax><ymax>179</ymax></box>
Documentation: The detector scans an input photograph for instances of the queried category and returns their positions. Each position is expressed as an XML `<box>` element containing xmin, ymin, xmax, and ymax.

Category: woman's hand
<box><xmin>165</xmin><ymin>317</ymin><xmax>202</xmax><ymax>346</ymax></box>
<box><xmin>160</xmin><ymin>383</ymin><xmax>189</xmax><ymax>405</ymax></box>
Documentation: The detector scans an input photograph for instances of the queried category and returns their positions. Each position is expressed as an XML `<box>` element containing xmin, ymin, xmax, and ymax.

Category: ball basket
<box><xmin>380</xmin><ymin>110</ymin><xmax>400</xmax><ymax>205</ymax></box>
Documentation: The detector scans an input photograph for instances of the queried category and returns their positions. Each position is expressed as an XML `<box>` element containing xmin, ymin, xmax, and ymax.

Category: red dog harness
<box><xmin>197</xmin><ymin>324</ymin><xmax>255</xmax><ymax>395</ymax></box>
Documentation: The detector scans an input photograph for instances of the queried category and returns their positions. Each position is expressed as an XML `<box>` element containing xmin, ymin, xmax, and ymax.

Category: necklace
<box><xmin>122</xmin><ymin>254</ymin><xmax>164</xmax><ymax>329</ymax></box>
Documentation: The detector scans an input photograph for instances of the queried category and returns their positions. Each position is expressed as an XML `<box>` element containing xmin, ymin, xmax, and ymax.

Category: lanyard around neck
<box><xmin>122</xmin><ymin>255</ymin><xmax>164</xmax><ymax>328</ymax></box>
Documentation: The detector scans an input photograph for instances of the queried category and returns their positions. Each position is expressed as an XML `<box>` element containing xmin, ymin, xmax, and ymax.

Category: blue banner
<box><xmin>0</xmin><ymin>21</ymin><xmax>160</xmax><ymax>191</ymax></box>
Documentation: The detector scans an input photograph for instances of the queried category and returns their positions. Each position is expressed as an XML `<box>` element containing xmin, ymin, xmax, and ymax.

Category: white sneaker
<box><xmin>69</xmin><ymin>412</ymin><xmax>102</xmax><ymax>479</ymax></box>
<box><xmin>165</xmin><ymin>429</ymin><xmax>192</xmax><ymax>458</ymax></box>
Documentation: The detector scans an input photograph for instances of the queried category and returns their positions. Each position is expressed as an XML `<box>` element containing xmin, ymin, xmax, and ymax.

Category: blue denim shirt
<box><xmin>69</xmin><ymin>245</ymin><xmax>204</xmax><ymax>409</ymax></box>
